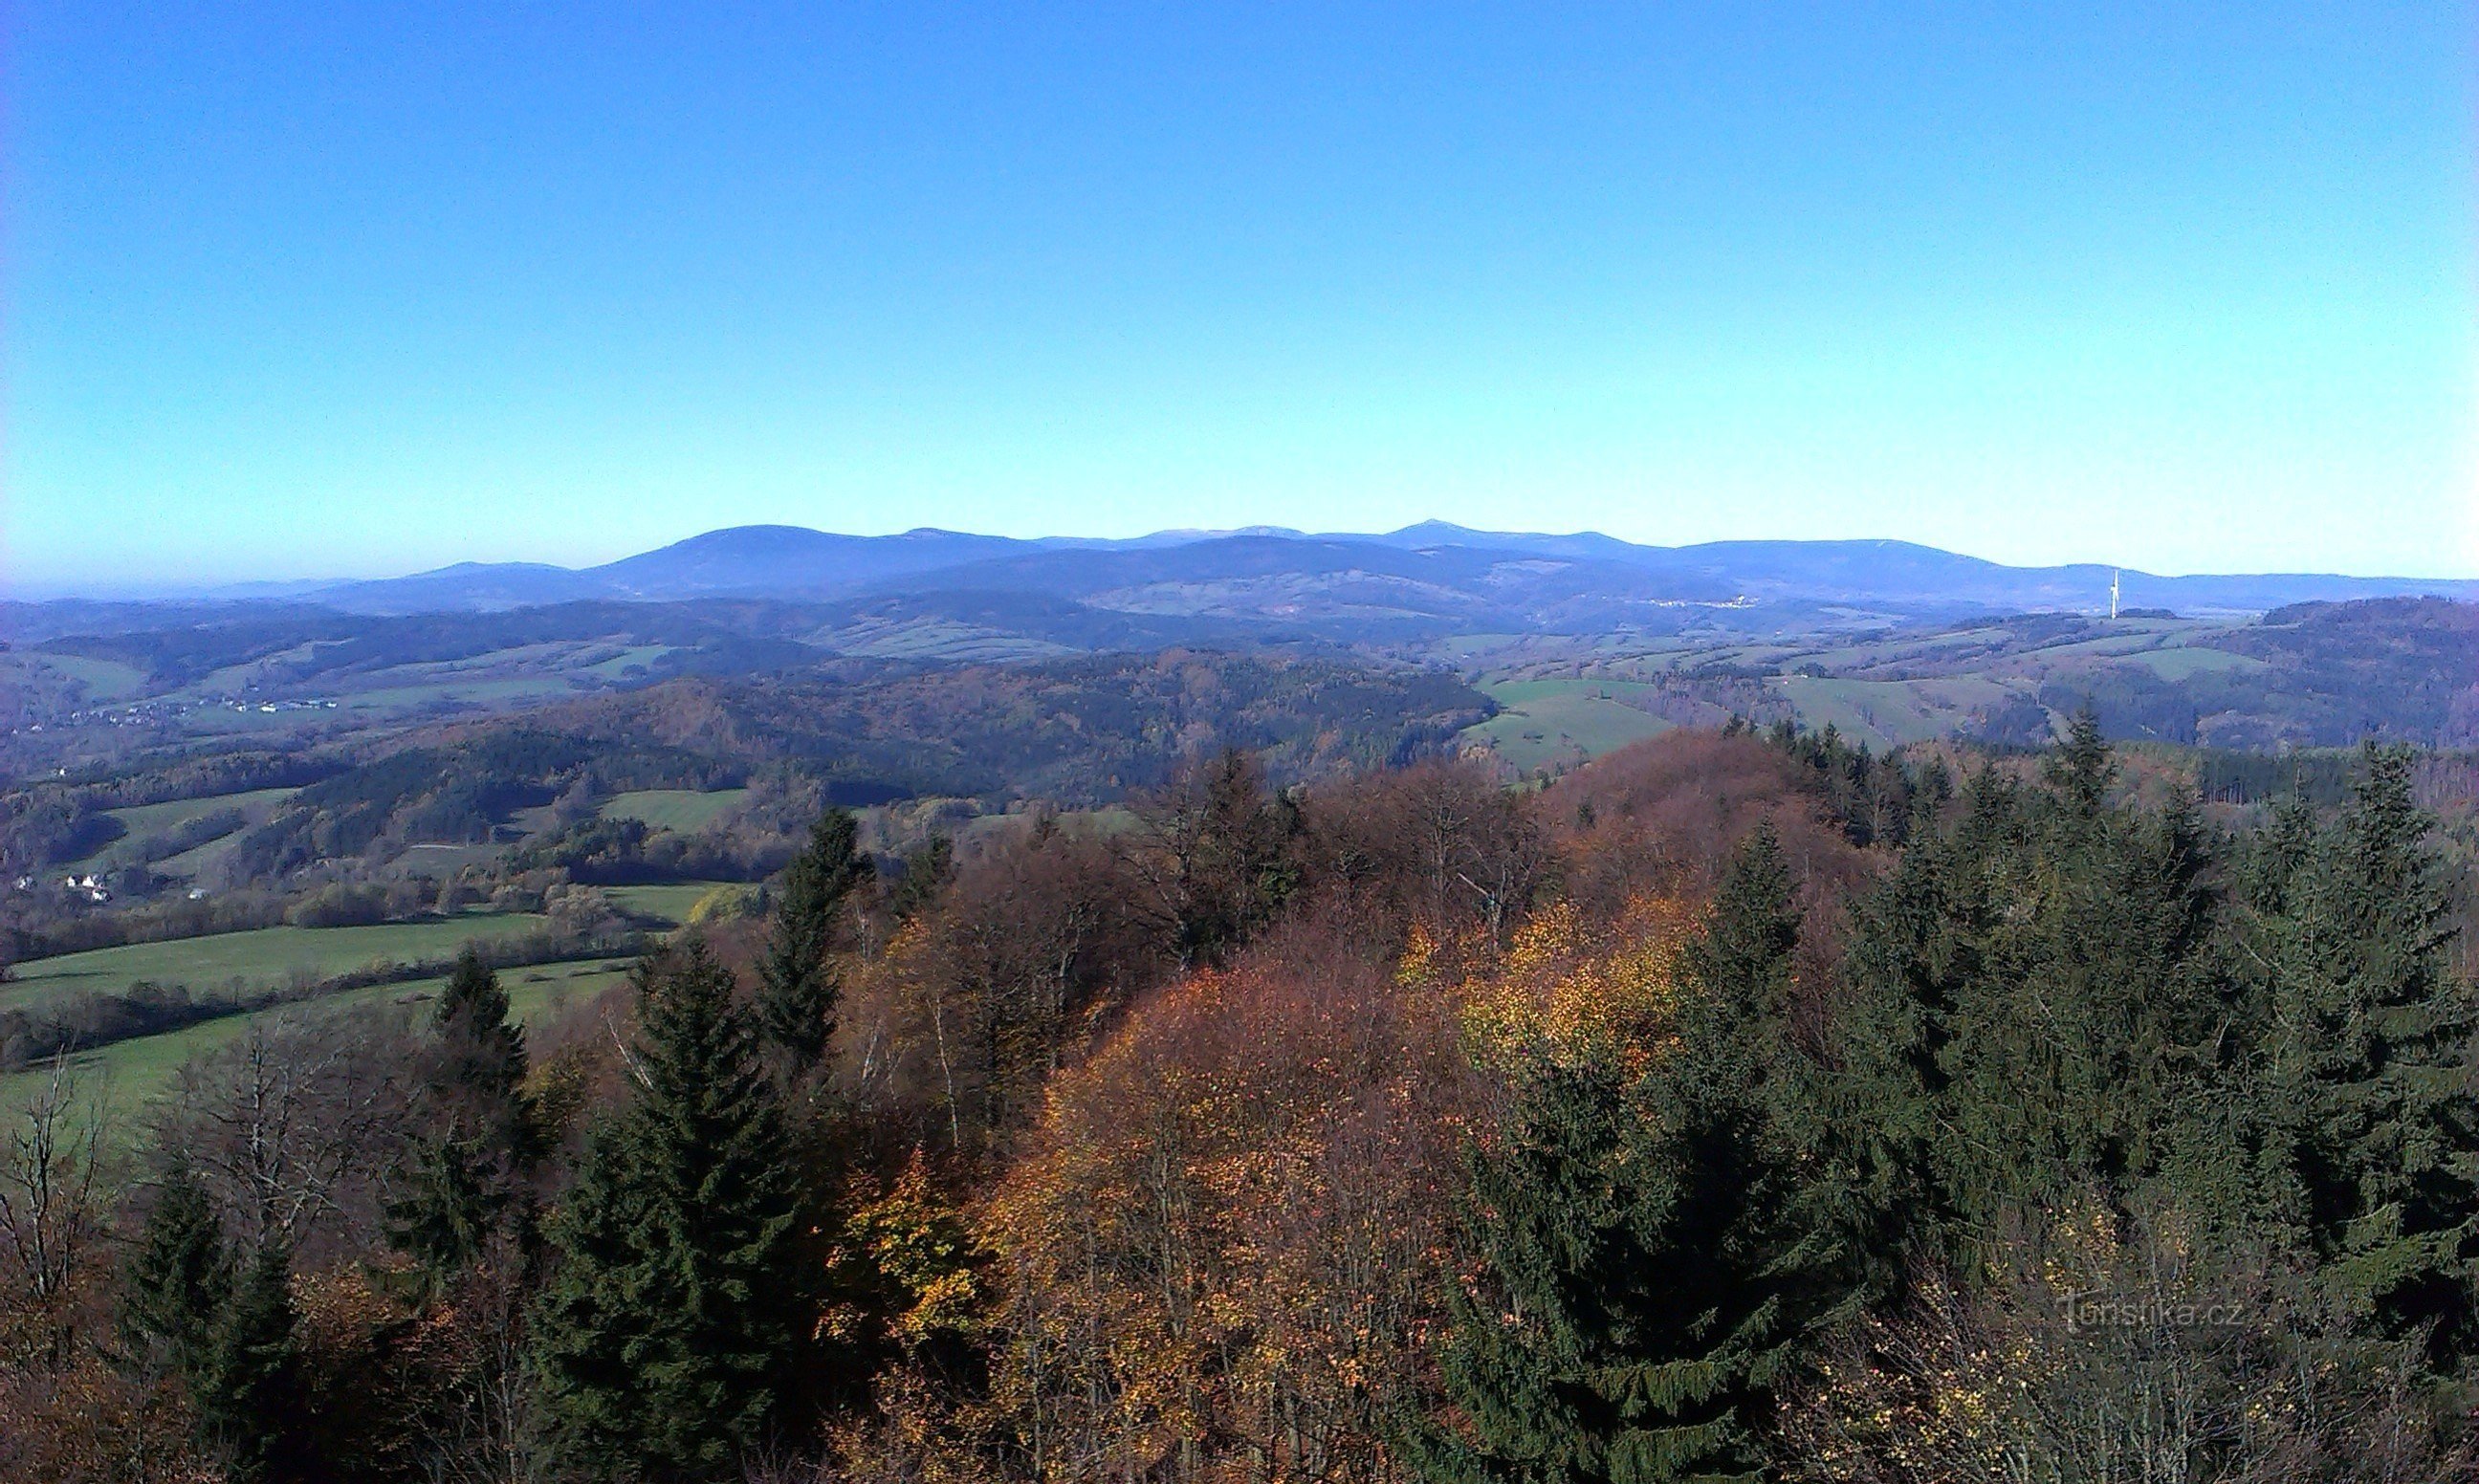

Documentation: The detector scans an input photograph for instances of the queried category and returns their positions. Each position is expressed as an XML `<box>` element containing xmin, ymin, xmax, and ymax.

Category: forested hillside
<box><xmin>7</xmin><ymin>719</ymin><xmax>2477</xmax><ymax>1482</ymax></box>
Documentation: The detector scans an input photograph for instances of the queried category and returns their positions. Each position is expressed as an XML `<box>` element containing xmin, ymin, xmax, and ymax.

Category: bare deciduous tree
<box><xmin>159</xmin><ymin>1011</ymin><xmax>413</xmax><ymax>1255</ymax></box>
<box><xmin>0</xmin><ymin>1050</ymin><xmax>109</xmax><ymax>1306</ymax></box>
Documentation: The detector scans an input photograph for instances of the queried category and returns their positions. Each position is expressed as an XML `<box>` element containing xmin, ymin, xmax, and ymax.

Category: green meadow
<box><xmin>1473</xmin><ymin>679</ymin><xmax>1675</xmax><ymax>770</ymax></box>
<box><xmin>600</xmin><ymin>788</ymin><xmax>752</xmax><ymax>832</ymax></box>
<box><xmin>3</xmin><ymin>912</ymin><xmax>558</xmax><ymax>1012</ymax></box>
<box><xmin>0</xmin><ymin>956</ymin><xmax>640</xmax><ymax>1119</ymax></box>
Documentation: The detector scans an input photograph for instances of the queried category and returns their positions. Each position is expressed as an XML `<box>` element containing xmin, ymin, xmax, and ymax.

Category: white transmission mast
<box><xmin>2110</xmin><ymin>569</ymin><xmax>2121</xmax><ymax>620</ymax></box>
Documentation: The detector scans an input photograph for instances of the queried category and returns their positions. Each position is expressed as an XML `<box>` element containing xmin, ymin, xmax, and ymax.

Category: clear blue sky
<box><xmin>7</xmin><ymin>3</ymin><xmax>2473</xmax><ymax>593</ymax></box>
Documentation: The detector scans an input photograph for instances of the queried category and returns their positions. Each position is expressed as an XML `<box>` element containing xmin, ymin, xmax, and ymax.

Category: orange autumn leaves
<box><xmin>966</xmin><ymin>896</ymin><xmax>1700</xmax><ymax>1482</ymax></box>
<box><xmin>977</xmin><ymin>932</ymin><xmax>1469</xmax><ymax>1482</ymax></box>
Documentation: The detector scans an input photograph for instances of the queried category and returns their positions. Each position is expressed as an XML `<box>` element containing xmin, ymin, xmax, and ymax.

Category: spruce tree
<box><xmin>535</xmin><ymin>940</ymin><xmax>804</xmax><ymax>1481</ymax></box>
<box><xmin>2044</xmin><ymin>705</ymin><xmax>2116</xmax><ymax>822</ymax></box>
<box><xmin>757</xmin><ymin>808</ymin><xmax>868</xmax><ymax>1072</ymax></box>
<box><xmin>1418</xmin><ymin>828</ymin><xmax>1828</xmax><ymax>1483</ymax></box>
<box><xmin>1830</xmin><ymin>731</ymin><xmax>2286</xmax><ymax>1263</ymax></box>
<box><xmin>119</xmin><ymin>1158</ymin><xmax>233</xmax><ymax>1385</ymax></box>
<box><xmin>427</xmin><ymin>947</ymin><xmax>533</xmax><ymax>1159</ymax></box>
<box><xmin>1680</xmin><ymin>824</ymin><xmax>1799</xmax><ymax>1049</ymax></box>
<box><xmin>1813</xmin><ymin>822</ymin><xmax>1982</xmax><ymax>1287</ymax></box>
<box><xmin>1927</xmin><ymin>735</ymin><xmax>2234</xmax><ymax>1225</ymax></box>
<box><xmin>383</xmin><ymin>1132</ymin><xmax>509</xmax><ymax>1298</ymax></box>
<box><xmin>2265</xmin><ymin>743</ymin><xmax>2479</xmax><ymax>1364</ymax></box>
<box><xmin>196</xmin><ymin>1238</ymin><xmax>301</xmax><ymax>1484</ymax></box>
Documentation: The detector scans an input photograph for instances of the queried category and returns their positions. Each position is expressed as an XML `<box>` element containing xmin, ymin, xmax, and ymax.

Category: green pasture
<box><xmin>2132</xmin><ymin>646</ymin><xmax>2270</xmax><ymax>680</ymax></box>
<box><xmin>3</xmin><ymin>912</ymin><xmax>557</xmax><ymax>1012</ymax></box>
<box><xmin>1771</xmin><ymin>677</ymin><xmax>1970</xmax><ymax>752</ymax></box>
<box><xmin>1470</xmin><ymin>680</ymin><xmax>1673</xmax><ymax>770</ymax></box>
<box><xmin>603</xmin><ymin>882</ymin><xmax>737</xmax><ymax>928</ymax></box>
<box><xmin>107</xmin><ymin>786</ymin><xmax>299</xmax><ymax>840</ymax></box>
<box><xmin>28</xmin><ymin>652</ymin><xmax>151</xmax><ymax>701</ymax></box>
<box><xmin>0</xmin><ymin>956</ymin><xmax>640</xmax><ymax>1120</ymax></box>
<box><xmin>600</xmin><ymin>788</ymin><xmax>751</xmax><ymax>833</ymax></box>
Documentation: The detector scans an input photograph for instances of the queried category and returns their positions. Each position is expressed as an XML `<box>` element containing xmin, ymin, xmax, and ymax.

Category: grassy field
<box><xmin>2133</xmin><ymin>645</ymin><xmax>2271</xmax><ymax>681</ymax></box>
<box><xmin>579</xmin><ymin>644</ymin><xmax>677</xmax><ymax>678</ymax></box>
<box><xmin>3</xmin><ymin>912</ymin><xmax>557</xmax><ymax>1012</ymax></box>
<box><xmin>107</xmin><ymin>786</ymin><xmax>300</xmax><ymax>840</ymax></box>
<box><xmin>1770</xmin><ymin>677</ymin><xmax>1989</xmax><ymax>752</ymax></box>
<box><xmin>55</xmin><ymin>785</ymin><xmax>303</xmax><ymax>877</ymax></box>
<box><xmin>1470</xmin><ymin>680</ymin><xmax>1674</xmax><ymax>771</ymax></box>
<box><xmin>603</xmin><ymin>882</ymin><xmax>735</xmax><ymax>928</ymax></box>
<box><xmin>26</xmin><ymin>651</ymin><xmax>151</xmax><ymax>700</ymax></box>
<box><xmin>0</xmin><ymin>956</ymin><xmax>640</xmax><ymax>1119</ymax></box>
<box><xmin>338</xmin><ymin>676</ymin><xmax>587</xmax><ymax>712</ymax></box>
<box><xmin>391</xmin><ymin>842</ymin><xmax>506</xmax><ymax>877</ymax></box>
<box><xmin>823</xmin><ymin>619</ymin><xmax>1077</xmax><ymax>663</ymax></box>
<box><xmin>600</xmin><ymin>788</ymin><xmax>751</xmax><ymax>832</ymax></box>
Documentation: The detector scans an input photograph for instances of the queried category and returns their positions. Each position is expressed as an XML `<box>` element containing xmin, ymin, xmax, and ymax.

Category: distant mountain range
<box><xmin>281</xmin><ymin>522</ymin><xmax>2477</xmax><ymax>624</ymax></box>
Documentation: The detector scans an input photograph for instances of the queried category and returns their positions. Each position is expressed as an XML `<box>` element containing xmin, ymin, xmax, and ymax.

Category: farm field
<box><xmin>0</xmin><ymin>956</ymin><xmax>640</xmax><ymax>1119</ymax></box>
<box><xmin>337</xmin><ymin>675</ymin><xmax>588</xmax><ymax>712</ymax></box>
<box><xmin>2</xmin><ymin>911</ymin><xmax>557</xmax><ymax>1011</ymax></box>
<box><xmin>600</xmin><ymin>788</ymin><xmax>751</xmax><ymax>832</ymax></box>
<box><xmin>1470</xmin><ymin>679</ymin><xmax>1673</xmax><ymax>771</ymax></box>
<box><xmin>54</xmin><ymin>785</ymin><xmax>303</xmax><ymax>877</ymax></box>
<box><xmin>107</xmin><ymin>786</ymin><xmax>300</xmax><ymax>840</ymax></box>
<box><xmin>579</xmin><ymin>644</ymin><xmax>676</xmax><ymax>678</ymax></box>
<box><xmin>604</xmin><ymin>881</ymin><xmax>739</xmax><ymax>927</ymax></box>
<box><xmin>820</xmin><ymin>618</ymin><xmax>1079</xmax><ymax>663</ymax></box>
<box><xmin>391</xmin><ymin>842</ymin><xmax>506</xmax><ymax>877</ymax></box>
<box><xmin>21</xmin><ymin>651</ymin><xmax>151</xmax><ymax>701</ymax></box>
<box><xmin>2131</xmin><ymin>645</ymin><xmax>2271</xmax><ymax>680</ymax></box>
<box><xmin>1770</xmin><ymin>677</ymin><xmax>1984</xmax><ymax>752</ymax></box>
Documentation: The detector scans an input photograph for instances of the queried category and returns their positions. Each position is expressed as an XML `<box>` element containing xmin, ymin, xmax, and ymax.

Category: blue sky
<box><xmin>7</xmin><ymin>3</ymin><xmax>2472</xmax><ymax>592</ymax></box>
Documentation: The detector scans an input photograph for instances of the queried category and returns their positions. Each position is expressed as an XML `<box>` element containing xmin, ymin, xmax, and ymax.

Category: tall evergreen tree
<box><xmin>1417</xmin><ymin>828</ymin><xmax>1828</xmax><ymax>1483</ymax></box>
<box><xmin>119</xmin><ymin>1158</ymin><xmax>233</xmax><ymax>1386</ymax></box>
<box><xmin>1820</xmin><ymin>727</ymin><xmax>2293</xmax><ymax>1281</ymax></box>
<box><xmin>2264</xmin><ymin>743</ymin><xmax>2479</xmax><ymax>1364</ymax></box>
<box><xmin>2044</xmin><ymin>704</ymin><xmax>2116</xmax><ymax>822</ymax></box>
<box><xmin>757</xmin><ymin>808</ymin><xmax>868</xmax><ymax>1072</ymax></box>
<box><xmin>535</xmin><ymin>940</ymin><xmax>804</xmax><ymax>1481</ymax></box>
<box><xmin>196</xmin><ymin>1238</ymin><xmax>301</xmax><ymax>1484</ymax></box>
<box><xmin>383</xmin><ymin>1132</ymin><xmax>510</xmax><ymax>1298</ymax></box>
<box><xmin>1680</xmin><ymin>823</ymin><xmax>1800</xmax><ymax>1051</ymax></box>
<box><xmin>1913</xmin><ymin>738</ymin><xmax>2235</xmax><ymax>1229</ymax></box>
<box><xmin>427</xmin><ymin>947</ymin><xmax>532</xmax><ymax>1157</ymax></box>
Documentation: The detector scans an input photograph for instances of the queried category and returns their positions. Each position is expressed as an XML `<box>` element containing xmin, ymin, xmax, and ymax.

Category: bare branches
<box><xmin>160</xmin><ymin>1012</ymin><xmax>412</xmax><ymax>1255</ymax></box>
<box><xmin>0</xmin><ymin>1050</ymin><xmax>110</xmax><ymax>1304</ymax></box>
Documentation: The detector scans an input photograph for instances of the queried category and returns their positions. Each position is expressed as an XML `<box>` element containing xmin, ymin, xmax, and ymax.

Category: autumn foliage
<box><xmin>13</xmin><ymin>724</ymin><xmax>2467</xmax><ymax>1483</ymax></box>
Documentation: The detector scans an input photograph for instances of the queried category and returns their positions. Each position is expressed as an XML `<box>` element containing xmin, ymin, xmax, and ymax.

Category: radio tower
<box><xmin>2110</xmin><ymin>569</ymin><xmax>2121</xmax><ymax>621</ymax></box>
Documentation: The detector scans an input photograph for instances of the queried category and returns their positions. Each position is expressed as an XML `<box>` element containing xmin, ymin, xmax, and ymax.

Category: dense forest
<box><xmin>6</xmin><ymin>719</ymin><xmax>2479</xmax><ymax>1482</ymax></box>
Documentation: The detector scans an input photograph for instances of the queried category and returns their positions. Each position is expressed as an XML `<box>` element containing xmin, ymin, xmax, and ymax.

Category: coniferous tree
<box><xmin>119</xmin><ymin>1158</ymin><xmax>233</xmax><ymax>1386</ymax></box>
<box><xmin>2264</xmin><ymin>743</ymin><xmax>2479</xmax><ymax>1364</ymax></box>
<box><xmin>1908</xmin><ymin>737</ymin><xmax>2234</xmax><ymax>1229</ymax></box>
<box><xmin>757</xmin><ymin>809</ymin><xmax>868</xmax><ymax>1072</ymax></box>
<box><xmin>1417</xmin><ymin>1055</ymin><xmax>1664</xmax><ymax>1483</ymax></box>
<box><xmin>1827</xmin><ymin>728</ymin><xmax>2314</xmax><ymax>1275</ymax></box>
<box><xmin>1681</xmin><ymin>823</ymin><xmax>1800</xmax><ymax>1047</ymax></box>
<box><xmin>388</xmin><ymin>947</ymin><xmax>536</xmax><ymax>1305</ymax></box>
<box><xmin>196</xmin><ymin>1238</ymin><xmax>301</xmax><ymax>1484</ymax></box>
<box><xmin>428</xmin><ymin>947</ymin><xmax>532</xmax><ymax>1158</ymax></box>
<box><xmin>1419</xmin><ymin>828</ymin><xmax>1829</xmax><ymax>1483</ymax></box>
<box><xmin>382</xmin><ymin>1132</ymin><xmax>509</xmax><ymax>1299</ymax></box>
<box><xmin>535</xmin><ymin>939</ymin><xmax>804</xmax><ymax>1481</ymax></box>
<box><xmin>2045</xmin><ymin>705</ymin><xmax>2116</xmax><ymax>821</ymax></box>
